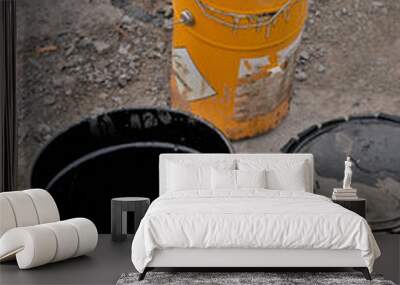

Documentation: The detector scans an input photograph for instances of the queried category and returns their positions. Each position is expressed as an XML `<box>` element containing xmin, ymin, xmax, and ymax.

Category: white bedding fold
<box><xmin>131</xmin><ymin>190</ymin><xmax>380</xmax><ymax>273</ymax></box>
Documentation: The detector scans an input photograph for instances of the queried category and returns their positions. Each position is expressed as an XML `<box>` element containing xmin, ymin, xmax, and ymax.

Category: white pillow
<box><xmin>238</xmin><ymin>159</ymin><xmax>308</xmax><ymax>192</ymax></box>
<box><xmin>236</xmin><ymin>169</ymin><xmax>267</xmax><ymax>189</ymax></box>
<box><xmin>166</xmin><ymin>162</ymin><xmax>210</xmax><ymax>191</ymax></box>
<box><xmin>211</xmin><ymin>169</ymin><xmax>267</xmax><ymax>190</ymax></box>
<box><xmin>166</xmin><ymin>159</ymin><xmax>236</xmax><ymax>192</ymax></box>
<box><xmin>211</xmin><ymin>168</ymin><xmax>236</xmax><ymax>190</ymax></box>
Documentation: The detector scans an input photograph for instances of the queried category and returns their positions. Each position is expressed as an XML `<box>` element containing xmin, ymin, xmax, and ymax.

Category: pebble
<box><xmin>151</xmin><ymin>16</ymin><xmax>164</xmax><ymax>28</ymax></box>
<box><xmin>300</xmin><ymin>51</ymin><xmax>310</xmax><ymax>61</ymax></box>
<box><xmin>156</xmin><ymin>41</ymin><xmax>166</xmax><ymax>53</ymax></box>
<box><xmin>317</xmin><ymin>64</ymin><xmax>326</xmax><ymax>73</ymax></box>
<box><xmin>121</xmin><ymin>15</ymin><xmax>133</xmax><ymax>25</ymax></box>
<box><xmin>164</xmin><ymin>6</ymin><xmax>173</xmax><ymax>18</ymax></box>
<box><xmin>372</xmin><ymin>1</ymin><xmax>384</xmax><ymax>7</ymax></box>
<box><xmin>93</xmin><ymin>41</ymin><xmax>111</xmax><ymax>54</ymax></box>
<box><xmin>98</xmin><ymin>93</ymin><xmax>108</xmax><ymax>100</ymax></box>
<box><xmin>44</xmin><ymin>134</ymin><xmax>52</xmax><ymax>141</ymax></box>
<box><xmin>112</xmin><ymin>96</ymin><xmax>123</xmax><ymax>104</ymax></box>
<box><xmin>44</xmin><ymin>95</ymin><xmax>56</xmax><ymax>105</ymax></box>
<box><xmin>80</xmin><ymin>37</ymin><xmax>92</xmax><ymax>47</ymax></box>
<box><xmin>163</xmin><ymin>19</ymin><xmax>173</xmax><ymax>30</ymax></box>
<box><xmin>118</xmin><ymin>76</ymin><xmax>128</xmax><ymax>87</ymax></box>
<box><xmin>65</xmin><ymin>44</ymin><xmax>75</xmax><ymax>57</ymax></box>
<box><xmin>118</xmin><ymin>43</ymin><xmax>131</xmax><ymax>55</ymax></box>
<box><xmin>295</xmin><ymin>70</ymin><xmax>308</xmax><ymax>81</ymax></box>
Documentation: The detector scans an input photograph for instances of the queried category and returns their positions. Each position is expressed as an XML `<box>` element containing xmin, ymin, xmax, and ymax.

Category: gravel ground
<box><xmin>16</xmin><ymin>0</ymin><xmax>400</xmax><ymax>188</ymax></box>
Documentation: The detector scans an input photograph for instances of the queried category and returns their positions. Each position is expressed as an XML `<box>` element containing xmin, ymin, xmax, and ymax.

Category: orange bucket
<box><xmin>171</xmin><ymin>0</ymin><xmax>308</xmax><ymax>140</ymax></box>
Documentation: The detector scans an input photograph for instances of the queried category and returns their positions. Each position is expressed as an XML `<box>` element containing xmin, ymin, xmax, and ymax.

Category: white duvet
<box><xmin>131</xmin><ymin>190</ymin><xmax>380</xmax><ymax>273</ymax></box>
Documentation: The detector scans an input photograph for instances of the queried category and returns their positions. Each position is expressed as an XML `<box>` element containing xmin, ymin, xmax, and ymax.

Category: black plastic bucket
<box><xmin>31</xmin><ymin>108</ymin><xmax>234</xmax><ymax>232</ymax></box>
<box><xmin>281</xmin><ymin>113</ymin><xmax>400</xmax><ymax>233</ymax></box>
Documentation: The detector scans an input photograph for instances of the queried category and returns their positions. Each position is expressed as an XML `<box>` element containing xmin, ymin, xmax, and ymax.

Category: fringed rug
<box><xmin>116</xmin><ymin>272</ymin><xmax>395</xmax><ymax>285</ymax></box>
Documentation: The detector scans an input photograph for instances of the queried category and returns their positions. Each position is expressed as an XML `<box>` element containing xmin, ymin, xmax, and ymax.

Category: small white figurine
<box><xmin>342</xmin><ymin>156</ymin><xmax>353</xmax><ymax>189</ymax></box>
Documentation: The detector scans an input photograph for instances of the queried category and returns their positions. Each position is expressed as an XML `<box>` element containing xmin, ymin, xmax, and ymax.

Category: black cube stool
<box><xmin>111</xmin><ymin>197</ymin><xmax>150</xmax><ymax>242</ymax></box>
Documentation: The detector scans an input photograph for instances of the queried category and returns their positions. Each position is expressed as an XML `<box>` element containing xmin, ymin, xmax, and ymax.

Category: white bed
<box><xmin>131</xmin><ymin>154</ymin><xmax>380</xmax><ymax>280</ymax></box>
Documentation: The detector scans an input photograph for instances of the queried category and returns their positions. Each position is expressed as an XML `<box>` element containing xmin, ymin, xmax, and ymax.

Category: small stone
<box><xmin>164</xmin><ymin>6</ymin><xmax>173</xmax><ymax>18</ymax></box>
<box><xmin>299</xmin><ymin>51</ymin><xmax>310</xmax><ymax>61</ymax></box>
<box><xmin>156</xmin><ymin>41</ymin><xmax>166</xmax><ymax>53</ymax></box>
<box><xmin>317</xmin><ymin>64</ymin><xmax>326</xmax><ymax>73</ymax></box>
<box><xmin>372</xmin><ymin>1</ymin><xmax>384</xmax><ymax>7</ymax></box>
<box><xmin>295</xmin><ymin>69</ymin><xmax>307</xmax><ymax>81</ymax></box>
<box><xmin>147</xmin><ymin>51</ymin><xmax>162</xmax><ymax>59</ymax></box>
<box><xmin>341</xmin><ymin>8</ymin><xmax>347</xmax><ymax>15</ymax></box>
<box><xmin>65</xmin><ymin>89</ymin><xmax>72</xmax><ymax>96</ymax></box>
<box><xmin>80</xmin><ymin>37</ymin><xmax>92</xmax><ymax>47</ymax></box>
<box><xmin>152</xmin><ymin>16</ymin><xmax>164</xmax><ymax>28</ymax></box>
<box><xmin>118</xmin><ymin>77</ymin><xmax>128</xmax><ymax>87</ymax></box>
<box><xmin>112</xmin><ymin>96</ymin><xmax>123</xmax><ymax>104</ymax></box>
<box><xmin>65</xmin><ymin>44</ymin><xmax>75</xmax><ymax>57</ymax></box>
<box><xmin>93</xmin><ymin>41</ymin><xmax>111</xmax><ymax>54</ymax></box>
<box><xmin>44</xmin><ymin>95</ymin><xmax>56</xmax><ymax>105</ymax></box>
<box><xmin>98</xmin><ymin>93</ymin><xmax>108</xmax><ymax>100</ymax></box>
<box><xmin>44</xmin><ymin>134</ymin><xmax>52</xmax><ymax>141</ymax></box>
<box><xmin>133</xmin><ymin>54</ymin><xmax>141</xmax><ymax>62</ymax></box>
<box><xmin>163</xmin><ymin>19</ymin><xmax>173</xmax><ymax>30</ymax></box>
<box><xmin>118</xmin><ymin>43</ymin><xmax>131</xmax><ymax>55</ymax></box>
<box><xmin>121</xmin><ymin>15</ymin><xmax>133</xmax><ymax>25</ymax></box>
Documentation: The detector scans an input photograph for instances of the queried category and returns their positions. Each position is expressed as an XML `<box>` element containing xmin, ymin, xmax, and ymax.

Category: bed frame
<box><xmin>139</xmin><ymin>154</ymin><xmax>372</xmax><ymax>280</ymax></box>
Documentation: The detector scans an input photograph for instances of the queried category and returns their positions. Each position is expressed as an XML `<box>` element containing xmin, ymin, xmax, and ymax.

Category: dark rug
<box><xmin>116</xmin><ymin>272</ymin><xmax>396</xmax><ymax>285</ymax></box>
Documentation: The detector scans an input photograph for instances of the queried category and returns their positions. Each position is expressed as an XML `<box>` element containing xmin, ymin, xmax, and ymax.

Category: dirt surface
<box><xmin>16</xmin><ymin>0</ymin><xmax>400</xmax><ymax>188</ymax></box>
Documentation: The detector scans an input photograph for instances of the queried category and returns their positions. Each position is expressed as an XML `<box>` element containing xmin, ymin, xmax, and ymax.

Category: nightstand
<box><xmin>332</xmin><ymin>198</ymin><xmax>366</xmax><ymax>218</ymax></box>
<box><xmin>111</xmin><ymin>197</ymin><xmax>150</xmax><ymax>242</ymax></box>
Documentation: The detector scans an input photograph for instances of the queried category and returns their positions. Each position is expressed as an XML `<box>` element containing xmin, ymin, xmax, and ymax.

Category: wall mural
<box><xmin>10</xmin><ymin>0</ymin><xmax>400</xmax><ymax>236</ymax></box>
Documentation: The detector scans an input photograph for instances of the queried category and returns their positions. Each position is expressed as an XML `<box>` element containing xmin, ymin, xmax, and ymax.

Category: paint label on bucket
<box><xmin>172</xmin><ymin>48</ymin><xmax>216</xmax><ymax>101</ymax></box>
<box><xmin>238</xmin><ymin>55</ymin><xmax>270</xmax><ymax>78</ymax></box>
<box><xmin>235</xmin><ymin>65</ymin><xmax>285</xmax><ymax>121</ymax></box>
<box><xmin>234</xmin><ymin>48</ymin><xmax>296</xmax><ymax>121</ymax></box>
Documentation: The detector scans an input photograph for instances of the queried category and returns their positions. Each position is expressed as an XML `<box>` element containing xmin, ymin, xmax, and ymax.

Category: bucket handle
<box><xmin>191</xmin><ymin>0</ymin><xmax>301</xmax><ymax>33</ymax></box>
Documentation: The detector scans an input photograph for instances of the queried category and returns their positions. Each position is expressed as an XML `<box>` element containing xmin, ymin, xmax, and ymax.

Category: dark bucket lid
<box><xmin>281</xmin><ymin>113</ymin><xmax>400</xmax><ymax>233</ymax></box>
<box><xmin>30</xmin><ymin>108</ymin><xmax>234</xmax><ymax>232</ymax></box>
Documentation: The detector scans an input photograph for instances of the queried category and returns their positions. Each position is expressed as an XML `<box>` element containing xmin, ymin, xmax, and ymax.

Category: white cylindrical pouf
<box><xmin>1</xmin><ymin>192</ymin><xmax>39</xmax><ymax>227</ymax></box>
<box><xmin>42</xmin><ymin>221</ymin><xmax>79</xmax><ymax>262</ymax></box>
<box><xmin>0</xmin><ymin>196</ymin><xmax>17</xmax><ymax>237</ymax></box>
<box><xmin>23</xmin><ymin>189</ymin><xmax>60</xmax><ymax>223</ymax></box>
<box><xmin>65</xmin><ymin>218</ymin><xmax>98</xmax><ymax>257</ymax></box>
<box><xmin>0</xmin><ymin>226</ymin><xmax>57</xmax><ymax>269</ymax></box>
